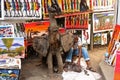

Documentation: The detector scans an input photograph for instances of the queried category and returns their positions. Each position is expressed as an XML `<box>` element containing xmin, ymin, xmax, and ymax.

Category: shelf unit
<box><xmin>89</xmin><ymin>0</ymin><xmax>116</xmax><ymax>50</ymax></box>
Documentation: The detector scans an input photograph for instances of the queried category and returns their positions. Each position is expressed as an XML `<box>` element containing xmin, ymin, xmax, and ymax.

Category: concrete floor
<box><xmin>19</xmin><ymin>46</ymin><xmax>108</xmax><ymax>80</ymax></box>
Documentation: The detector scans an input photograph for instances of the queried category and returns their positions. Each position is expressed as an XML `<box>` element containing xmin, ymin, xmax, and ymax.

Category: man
<box><xmin>64</xmin><ymin>34</ymin><xmax>95</xmax><ymax>72</ymax></box>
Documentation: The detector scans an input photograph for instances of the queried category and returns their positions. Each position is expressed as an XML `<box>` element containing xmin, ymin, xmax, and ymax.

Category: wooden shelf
<box><xmin>93</xmin><ymin>29</ymin><xmax>113</xmax><ymax>33</ymax></box>
<box><xmin>55</xmin><ymin>11</ymin><xmax>92</xmax><ymax>18</ymax></box>
<box><xmin>43</xmin><ymin>11</ymin><xmax>92</xmax><ymax>20</ymax></box>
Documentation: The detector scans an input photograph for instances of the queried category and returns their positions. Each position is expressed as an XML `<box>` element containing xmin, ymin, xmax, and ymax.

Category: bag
<box><xmin>71</xmin><ymin>63</ymin><xmax>81</xmax><ymax>72</ymax></box>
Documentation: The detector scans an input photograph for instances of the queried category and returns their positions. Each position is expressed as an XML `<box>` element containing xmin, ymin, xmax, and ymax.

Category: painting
<box><xmin>0</xmin><ymin>25</ymin><xmax>14</xmax><ymax>37</ymax></box>
<box><xmin>0</xmin><ymin>37</ymin><xmax>25</xmax><ymax>59</ymax></box>
<box><xmin>0</xmin><ymin>69</ymin><xmax>20</xmax><ymax>80</ymax></box>
<box><xmin>93</xmin><ymin>12</ymin><xmax>114</xmax><ymax>33</ymax></box>
<box><xmin>0</xmin><ymin>58</ymin><xmax>21</xmax><ymax>69</ymax></box>
<box><xmin>24</xmin><ymin>21</ymin><xmax>50</xmax><ymax>48</ymax></box>
<box><xmin>4</xmin><ymin>0</ymin><xmax>42</xmax><ymax>19</ymax></box>
<box><xmin>93</xmin><ymin>33</ymin><xmax>101</xmax><ymax>44</ymax></box>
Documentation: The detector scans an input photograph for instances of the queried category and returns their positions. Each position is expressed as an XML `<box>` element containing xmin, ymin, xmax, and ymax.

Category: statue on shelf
<box><xmin>80</xmin><ymin>0</ymin><xmax>89</xmax><ymax>12</ymax></box>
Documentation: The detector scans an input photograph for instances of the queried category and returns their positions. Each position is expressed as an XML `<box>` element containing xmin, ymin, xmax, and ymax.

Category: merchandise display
<box><xmin>0</xmin><ymin>0</ymin><xmax>118</xmax><ymax>79</ymax></box>
<box><xmin>91</xmin><ymin>0</ymin><xmax>115</xmax><ymax>46</ymax></box>
<box><xmin>42</xmin><ymin>0</ymin><xmax>90</xmax><ymax>18</ymax></box>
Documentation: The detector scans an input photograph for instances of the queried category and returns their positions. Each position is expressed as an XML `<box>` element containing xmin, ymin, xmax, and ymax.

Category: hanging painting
<box><xmin>0</xmin><ymin>37</ymin><xmax>25</xmax><ymax>59</ymax></box>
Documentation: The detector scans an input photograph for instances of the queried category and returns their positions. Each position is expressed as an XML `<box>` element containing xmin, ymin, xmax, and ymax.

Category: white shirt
<box><xmin>73</xmin><ymin>37</ymin><xmax>82</xmax><ymax>49</ymax></box>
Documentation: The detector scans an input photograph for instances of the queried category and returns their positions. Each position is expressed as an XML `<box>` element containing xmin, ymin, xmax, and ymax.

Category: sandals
<box><xmin>86</xmin><ymin>67</ymin><xmax>96</xmax><ymax>72</ymax></box>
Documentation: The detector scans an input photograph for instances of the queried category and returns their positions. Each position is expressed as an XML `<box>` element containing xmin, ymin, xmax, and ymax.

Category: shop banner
<box><xmin>114</xmin><ymin>51</ymin><xmax>120</xmax><ymax>80</ymax></box>
<box><xmin>0</xmin><ymin>37</ymin><xmax>25</xmax><ymax>59</ymax></box>
<box><xmin>4</xmin><ymin>0</ymin><xmax>42</xmax><ymax>19</ymax></box>
<box><xmin>0</xmin><ymin>69</ymin><xmax>20</xmax><ymax>80</ymax></box>
<box><xmin>0</xmin><ymin>58</ymin><xmax>21</xmax><ymax>69</ymax></box>
<box><xmin>93</xmin><ymin>12</ymin><xmax>114</xmax><ymax>33</ymax></box>
<box><xmin>65</xmin><ymin>13</ymin><xmax>89</xmax><ymax>29</ymax></box>
<box><xmin>0</xmin><ymin>25</ymin><xmax>14</xmax><ymax>37</ymax></box>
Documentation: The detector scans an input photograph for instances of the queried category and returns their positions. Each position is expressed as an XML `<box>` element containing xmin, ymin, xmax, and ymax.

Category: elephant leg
<box><xmin>47</xmin><ymin>52</ymin><xmax>53</xmax><ymax>74</ymax></box>
<box><xmin>56</xmin><ymin>49</ymin><xmax>63</xmax><ymax>73</ymax></box>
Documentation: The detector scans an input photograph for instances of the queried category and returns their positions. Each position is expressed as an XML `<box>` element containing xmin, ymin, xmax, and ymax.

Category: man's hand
<box><xmin>77</xmin><ymin>59</ymin><xmax>80</xmax><ymax>66</ymax></box>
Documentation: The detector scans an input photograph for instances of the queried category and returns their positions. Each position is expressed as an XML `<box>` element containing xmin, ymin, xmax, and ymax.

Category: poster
<box><xmin>93</xmin><ymin>12</ymin><xmax>114</xmax><ymax>33</ymax></box>
<box><xmin>0</xmin><ymin>25</ymin><xmax>14</xmax><ymax>37</ymax></box>
<box><xmin>0</xmin><ymin>0</ymin><xmax>4</xmax><ymax>20</ymax></box>
<box><xmin>0</xmin><ymin>69</ymin><xmax>20</xmax><ymax>80</ymax></box>
<box><xmin>4</xmin><ymin>0</ymin><xmax>42</xmax><ymax>19</ymax></box>
<box><xmin>0</xmin><ymin>37</ymin><xmax>25</xmax><ymax>59</ymax></box>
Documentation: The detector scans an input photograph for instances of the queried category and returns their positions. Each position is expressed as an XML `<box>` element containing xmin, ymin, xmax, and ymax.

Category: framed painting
<box><xmin>93</xmin><ymin>12</ymin><xmax>114</xmax><ymax>33</ymax></box>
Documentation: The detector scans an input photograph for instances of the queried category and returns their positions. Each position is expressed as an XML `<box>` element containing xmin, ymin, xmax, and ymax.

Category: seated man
<box><xmin>64</xmin><ymin>34</ymin><xmax>95</xmax><ymax>72</ymax></box>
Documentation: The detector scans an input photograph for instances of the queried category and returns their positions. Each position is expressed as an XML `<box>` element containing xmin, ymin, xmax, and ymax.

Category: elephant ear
<box><xmin>60</xmin><ymin>32</ymin><xmax>74</xmax><ymax>52</ymax></box>
<box><xmin>32</xmin><ymin>35</ymin><xmax>49</xmax><ymax>57</ymax></box>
